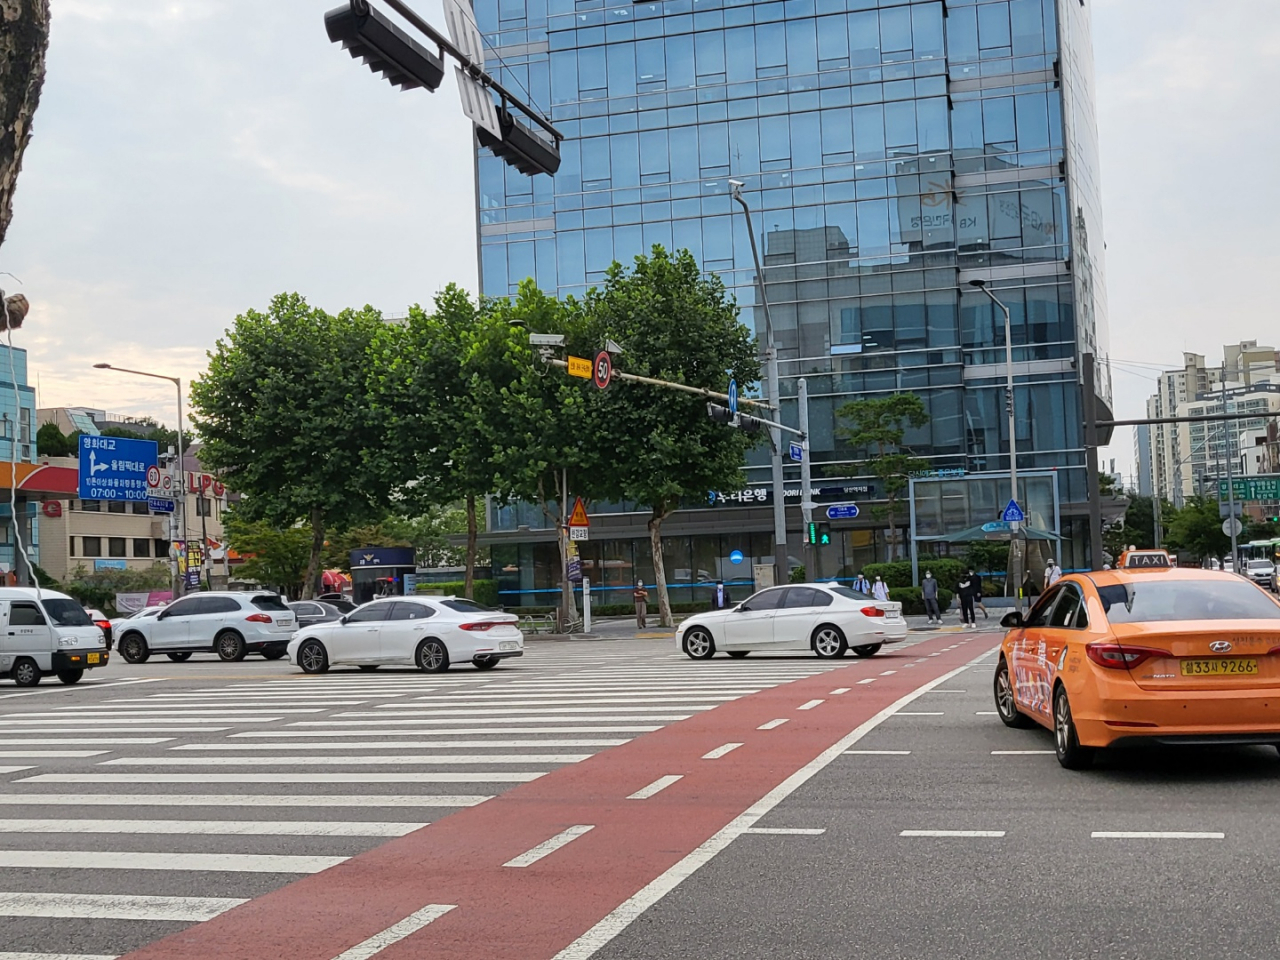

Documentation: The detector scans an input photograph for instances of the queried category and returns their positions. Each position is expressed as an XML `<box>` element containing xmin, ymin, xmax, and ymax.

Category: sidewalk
<box><xmin>524</xmin><ymin>612</ymin><xmax>1000</xmax><ymax>642</ymax></box>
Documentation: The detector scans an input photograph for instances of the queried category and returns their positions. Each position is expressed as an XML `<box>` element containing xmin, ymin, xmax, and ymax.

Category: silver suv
<box><xmin>1245</xmin><ymin>559</ymin><xmax>1276</xmax><ymax>592</ymax></box>
<box><xmin>115</xmin><ymin>592</ymin><xmax>296</xmax><ymax>663</ymax></box>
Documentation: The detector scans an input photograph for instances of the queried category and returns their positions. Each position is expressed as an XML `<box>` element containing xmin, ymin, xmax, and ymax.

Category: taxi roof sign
<box><xmin>1118</xmin><ymin>549</ymin><xmax>1172</xmax><ymax>570</ymax></box>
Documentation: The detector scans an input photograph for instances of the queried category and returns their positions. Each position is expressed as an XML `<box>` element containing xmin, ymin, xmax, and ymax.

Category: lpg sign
<box><xmin>186</xmin><ymin>473</ymin><xmax>227</xmax><ymax>499</ymax></box>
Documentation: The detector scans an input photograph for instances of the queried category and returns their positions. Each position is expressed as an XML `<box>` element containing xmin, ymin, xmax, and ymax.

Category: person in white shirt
<box><xmin>1044</xmin><ymin>559</ymin><xmax>1062</xmax><ymax>589</ymax></box>
<box><xmin>872</xmin><ymin>576</ymin><xmax>889</xmax><ymax>601</ymax></box>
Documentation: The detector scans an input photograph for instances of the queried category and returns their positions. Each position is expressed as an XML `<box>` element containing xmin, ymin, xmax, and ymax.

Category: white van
<box><xmin>0</xmin><ymin>588</ymin><xmax>110</xmax><ymax>686</ymax></box>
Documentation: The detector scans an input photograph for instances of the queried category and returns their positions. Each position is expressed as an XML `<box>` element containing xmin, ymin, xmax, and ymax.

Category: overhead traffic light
<box><xmin>477</xmin><ymin>104</ymin><xmax>562</xmax><ymax>176</ymax></box>
<box><xmin>707</xmin><ymin>403</ymin><xmax>763</xmax><ymax>434</ymax></box>
<box><xmin>325</xmin><ymin>0</ymin><xmax>445</xmax><ymax>92</ymax></box>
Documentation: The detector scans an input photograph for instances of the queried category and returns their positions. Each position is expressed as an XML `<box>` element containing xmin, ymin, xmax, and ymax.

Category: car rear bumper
<box><xmin>869</xmin><ymin>622</ymin><xmax>908</xmax><ymax>643</ymax></box>
<box><xmin>474</xmin><ymin>650</ymin><xmax>524</xmax><ymax>661</ymax></box>
<box><xmin>1076</xmin><ymin>689</ymin><xmax>1280</xmax><ymax>747</ymax></box>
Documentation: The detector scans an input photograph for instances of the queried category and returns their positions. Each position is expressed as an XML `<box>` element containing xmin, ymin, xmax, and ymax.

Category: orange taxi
<box><xmin>993</xmin><ymin>549</ymin><xmax>1280</xmax><ymax>768</ymax></box>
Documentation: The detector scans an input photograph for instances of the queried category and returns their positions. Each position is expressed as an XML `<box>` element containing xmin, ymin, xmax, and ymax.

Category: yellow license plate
<box><xmin>1180</xmin><ymin>658</ymin><xmax>1257</xmax><ymax>676</ymax></box>
<box><xmin>87</xmin><ymin>653</ymin><xmax>100</xmax><ymax>664</ymax></box>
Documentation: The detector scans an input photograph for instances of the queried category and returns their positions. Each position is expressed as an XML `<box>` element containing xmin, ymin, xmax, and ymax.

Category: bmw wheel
<box><xmin>812</xmin><ymin>625</ymin><xmax>848</xmax><ymax>659</ymax></box>
<box><xmin>298</xmin><ymin>639</ymin><xmax>329</xmax><ymax>674</ymax></box>
<box><xmin>416</xmin><ymin>639</ymin><xmax>450</xmax><ymax>673</ymax></box>
<box><xmin>682</xmin><ymin>628</ymin><xmax>715</xmax><ymax>660</ymax></box>
<box><xmin>1053</xmin><ymin>686</ymin><xmax>1095</xmax><ymax>770</ymax></box>
<box><xmin>994</xmin><ymin>658</ymin><xmax>1034</xmax><ymax>728</ymax></box>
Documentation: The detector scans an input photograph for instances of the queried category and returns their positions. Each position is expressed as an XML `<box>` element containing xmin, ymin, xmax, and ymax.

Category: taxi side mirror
<box><xmin>1000</xmin><ymin>611</ymin><xmax>1024</xmax><ymax>629</ymax></box>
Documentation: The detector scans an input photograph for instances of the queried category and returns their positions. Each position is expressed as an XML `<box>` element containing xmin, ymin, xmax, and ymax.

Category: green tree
<box><xmin>1245</xmin><ymin>519</ymin><xmax>1279</xmax><ymax>542</ymax></box>
<box><xmin>582</xmin><ymin>247</ymin><xmax>761</xmax><ymax>627</ymax></box>
<box><xmin>1164</xmin><ymin>496</ymin><xmax>1230</xmax><ymax>562</ymax></box>
<box><xmin>224</xmin><ymin>515</ymin><xmax>313</xmax><ymax>599</ymax></box>
<box><xmin>836</xmin><ymin>393</ymin><xmax>930</xmax><ymax>561</ymax></box>
<box><xmin>191</xmin><ymin>293</ymin><xmax>396</xmax><ymax>598</ymax></box>
<box><xmin>36</xmin><ymin>421</ymin><xmax>71</xmax><ymax>457</ymax></box>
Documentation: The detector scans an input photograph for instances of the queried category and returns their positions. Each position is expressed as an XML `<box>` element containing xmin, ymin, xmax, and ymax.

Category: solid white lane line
<box><xmin>331</xmin><ymin>904</ymin><xmax>457</xmax><ymax>960</ymax></box>
<box><xmin>991</xmin><ymin>750</ymin><xmax>1054</xmax><ymax>756</ymax></box>
<box><xmin>856</xmin><ymin>679</ymin><xmax>876</xmax><ymax>685</ymax></box>
<box><xmin>0</xmin><ymin>892</ymin><xmax>244</xmax><ymax>921</ymax></box>
<box><xmin>701</xmin><ymin>743</ymin><xmax>743</xmax><ymax>760</ymax></box>
<box><xmin>0</xmin><ymin>751</ymin><xmax>107</xmax><ymax>759</ymax></box>
<box><xmin>174</xmin><ymin>740</ymin><xmax>628</xmax><ymax>751</ymax></box>
<box><xmin>231</xmin><ymin>727</ymin><xmax>660</xmax><ymax>737</ymax></box>
<box><xmin>0</xmin><ymin>819</ymin><xmax>426</xmax><ymax>837</ymax></box>
<box><xmin>742</xmin><ymin>828</ymin><xmax>826</xmax><ymax>836</ymax></box>
<box><xmin>550</xmin><ymin>648</ymin><xmax>998</xmax><ymax>960</ymax></box>
<box><xmin>895</xmin><ymin>712</ymin><xmax>944</xmax><ymax>716</ymax></box>
<box><xmin>627</xmin><ymin>775</ymin><xmax>683</xmax><ymax>800</ymax></box>
<box><xmin>20</xmin><ymin>773</ymin><xmax>543</xmax><ymax>784</ymax></box>
<box><xmin>105</xmin><ymin>755</ymin><xmax>588</xmax><ymax>766</ymax></box>
<box><xmin>797</xmin><ymin>699</ymin><xmax>825</xmax><ymax>711</ymax></box>
<box><xmin>0</xmin><ymin>850</ymin><xmax>346</xmax><ymax>873</ymax></box>
<box><xmin>900</xmin><ymin>830</ymin><xmax>1005</xmax><ymax>838</ymax></box>
<box><xmin>756</xmin><ymin>719</ymin><xmax>789</xmax><ymax>730</ymax></box>
<box><xmin>830</xmin><ymin>688</ymin><xmax>851</xmax><ymax>695</ymax></box>
<box><xmin>0</xmin><ymin>739</ymin><xmax>171</xmax><ymax>746</ymax></box>
<box><xmin>844</xmin><ymin>750</ymin><xmax>911</xmax><ymax>755</ymax></box>
<box><xmin>0</xmin><ymin>794</ymin><xmax>486</xmax><ymax>807</ymax></box>
<box><xmin>294</xmin><ymin>716</ymin><xmax>694</xmax><ymax>726</ymax></box>
<box><xmin>1091</xmin><ymin>831</ymin><xmax>1224</xmax><ymax>840</ymax></box>
<box><xmin>504</xmin><ymin>825</ymin><xmax>595</xmax><ymax>868</ymax></box>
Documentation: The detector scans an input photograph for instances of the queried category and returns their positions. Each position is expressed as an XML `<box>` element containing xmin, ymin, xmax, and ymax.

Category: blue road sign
<box><xmin>728</xmin><ymin>379</ymin><xmax>738</xmax><ymax>416</ymax></box>
<box><xmin>788</xmin><ymin>441</ymin><xmax>803</xmax><ymax>462</ymax></box>
<box><xmin>826</xmin><ymin>503</ymin><xmax>860</xmax><ymax>520</ymax></box>
<box><xmin>729</xmin><ymin>549</ymin><xmax>745</xmax><ymax>565</ymax></box>
<box><xmin>1001</xmin><ymin>499</ymin><xmax>1026</xmax><ymax>523</ymax></box>
<box><xmin>147</xmin><ymin>497</ymin><xmax>175</xmax><ymax>514</ymax></box>
<box><xmin>78</xmin><ymin>435</ymin><xmax>158</xmax><ymax>502</ymax></box>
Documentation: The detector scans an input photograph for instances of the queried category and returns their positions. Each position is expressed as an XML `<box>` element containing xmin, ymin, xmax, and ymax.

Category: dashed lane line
<box><xmin>701</xmin><ymin>743</ymin><xmax>744</xmax><ymax>760</ymax></box>
<box><xmin>504</xmin><ymin>825</ymin><xmax>595</xmax><ymax>868</ymax></box>
<box><xmin>796</xmin><ymin>699</ymin><xmax>825</xmax><ymax>711</ymax></box>
<box><xmin>756</xmin><ymin>719</ymin><xmax>788</xmax><ymax>730</ymax></box>
<box><xmin>742</xmin><ymin>828</ymin><xmax>826</xmax><ymax>836</ymax></box>
<box><xmin>627</xmin><ymin>775</ymin><xmax>683</xmax><ymax>800</ymax></box>
<box><xmin>331</xmin><ymin>904</ymin><xmax>457</xmax><ymax>960</ymax></box>
<box><xmin>1092</xmin><ymin>831</ymin><xmax>1224</xmax><ymax>840</ymax></box>
<box><xmin>900</xmin><ymin>830</ymin><xmax>1005</xmax><ymax>838</ymax></box>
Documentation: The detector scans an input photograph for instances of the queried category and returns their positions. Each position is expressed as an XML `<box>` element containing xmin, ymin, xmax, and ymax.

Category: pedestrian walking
<box><xmin>633</xmin><ymin>579</ymin><xmax>649</xmax><ymax>629</ymax></box>
<box><xmin>1044</xmin><ymin>558</ymin><xmax>1062</xmax><ymax>590</ymax></box>
<box><xmin>921</xmin><ymin>570</ymin><xmax>941</xmax><ymax>624</ymax></box>
<box><xmin>872</xmin><ymin>576</ymin><xmax>889</xmax><ymax>602</ymax></box>
<box><xmin>974</xmin><ymin>578</ymin><xmax>989</xmax><ymax>620</ymax></box>
<box><xmin>957</xmin><ymin>569</ymin><xmax>978</xmax><ymax>628</ymax></box>
<box><xmin>852</xmin><ymin>572</ymin><xmax>871</xmax><ymax>595</ymax></box>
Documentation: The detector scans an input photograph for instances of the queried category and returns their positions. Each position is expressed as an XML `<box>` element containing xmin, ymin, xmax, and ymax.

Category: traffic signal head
<box><xmin>818</xmin><ymin>523</ymin><xmax>832</xmax><ymax>546</ymax></box>
<box><xmin>806</xmin><ymin>521</ymin><xmax>818</xmax><ymax>545</ymax></box>
<box><xmin>325</xmin><ymin>0</ymin><xmax>445</xmax><ymax>92</ymax></box>
<box><xmin>477</xmin><ymin>104</ymin><xmax>562</xmax><ymax>176</ymax></box>
<box><xmin>707</xmin><ymin>402</ymin><xmax>734</xmax><ymax>425</ymax></box>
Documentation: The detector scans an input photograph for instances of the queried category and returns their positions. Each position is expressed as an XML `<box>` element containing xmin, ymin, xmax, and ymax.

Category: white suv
<box><xmin>1246</xmin><ymin>559</ymin><xmax>1276</xmax><ymax>591</ymax></box>
<box><xmin>115</xmin><ymin>592</ymin><xmax>296</xmax><ymax>663</ymax></box>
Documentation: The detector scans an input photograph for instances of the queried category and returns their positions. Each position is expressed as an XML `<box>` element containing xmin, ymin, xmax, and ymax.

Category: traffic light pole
<box><xmin>798</xmin><ymin>378</ymin><xmax>814</xmax><ymax>580</ymax></box>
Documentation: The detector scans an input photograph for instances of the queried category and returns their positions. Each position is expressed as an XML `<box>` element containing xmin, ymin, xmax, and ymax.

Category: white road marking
<box><xmin>0</xmin><ymin>951</ymin><xmax>117</xmax><ymax>960</ymax></box>
<box><xmin>331</xmin><ymin>904</ymin><xmax>457</xmax><ymax>960</ymax></box>
<box><xmin>895</xmin><ymin>712</ymin><xmax>944</xmax><ymax>716</ymax></box>
<box><xmin>295</xmin><ymin>715</ymin><xmax>695</xmax><ymax>726</ymax></box>
<box><xmin>102</xmin><ymin>754</ymin><xmax>589</xmax><ymax>766</ymax></box>
<box><xmin>844</xmin><ymin>750</ymin><xmax>911</xmax><ymax>755</ymax></box>
<box><xmin>231</xmin><ymin>727</ymin><xmax>661</xmax><ymax>737</ymax></box>
<box><xmin>0</xmin><ymin>819</ymin><xmax>425</xmax><ymax>837</ymax></box>
<box><xmin>551</xmin><ymin>649</ymin><xmax>997</xmax><ymax>960</ymax></box>
<box><xmin>0</xmin><ymin>767</ymin><xmax>33</xmax><ymax>774</ymax></box>
<box><xmin>0</xmin><ymin>739</ymin><xmax>171</xmax><ymax>746</ymax></box>
<box><xmin>702</xmin><ymin>743</ymin><xmax>743</xmax><ymax>760</ymax></box>
<box><xmin>174</xmin><ymin>740</ymin><xmax>628</xmax><ymax>751</ymax></box>
<box><xmin>0</xmin><ymin>720</ymin><xmax>240</xmax><ymax>727</ymax></box>
<box><xmin>0</xmin><ymin>794</ymin><xmax>485</xmax><ymax>807</ymax></box>
<box><xmin>20</xmin><ymin>773</ymin><xmax>542</xmax><ymax>784</ymax></box>
<box><xmin>0</xmin><ymin>892</ymin><xmax>244</xmax><ymax>921</ymax></box>
<box><xmin>900</xmin><ymin>830</ymin><xmax>1005</xmax><ymax>838</ymax></box>
<box><xmin>24</xmin><ymin>709</ymin><xmax>317</xmax><ymax>716</ymax></box>
<box><xmin>797</xmin><ymin>699</ymin><xmax>825</xmax><ymax>711</ymax></box>
<box><xmin>975</xmin><ymin>711</ymin><xmax>998</xmax><ymax>716</ymax></box>
<box><xmin>756</xmin><ymin>719</ymin><xmax>789</xmax><ymax>730</ymax></box>
<box><xmin>879</xmin><ymin>670</ymin><xmax>897</xmax><ymax>676</ymax></box>
<box><xmin>340</xmin><ymin>706</ymin><xmax>715</xmax><ymax>717</ymax></box>
<box><xmin>504</xmin><ymin>825</ymin><xmax>594</xmax><ymax>867</ymax></box>
<box><xmin>0</xmin><ymin>727</ymin><xmax>230</xmax><ymax>734</ymax></box>
<box><xmin>386</xmin><ymin>697</ymin><xmax>738</xmax><ymax>707</ymax></box>
<box><xmin>1091</xmin><ymin>831</ymin><xmax>1224</xmax><ymax>840</ymax></box>
<box><xmin>924</xmin><ymin>689</ymin><xmax>967</xmax><ymax>694</ymax></box>
<box><xmin>991</xmin><ymin>750</ymin><xmax>1054</xmax><ymax>756</ymax></box>
<box><xmin>742</xmin><ymin>828</ymin><xmax>826</xmax><ymax>835</ymax></box>
<box><xmin>0</xmin><ymin>850</ymin><xmax>345</xmax><ymax>873</ymax></box>
<box><xmin>0</xmin><ymin>751</ymin><xmax>107</xmax><ymax>759</ymax></box>
<box><xmin>830</xmin><ymin>688</ymin><xmax>851</xmax><ymax>695</ymax></box>
<box><xmin>856</xmin><ymin>678</ymin><xmax>876</xmax><ymax>685</ymax></box>
<box><xmin>627</xmin><ymin>775</ymin><xmax>683</xmax><ymax>800</ymax></box>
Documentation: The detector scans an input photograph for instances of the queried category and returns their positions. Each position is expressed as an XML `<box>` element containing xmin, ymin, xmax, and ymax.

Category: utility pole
<box><xmin>1082</xmin><ymin>353</ymin><xmax>1104</xmax><ymax>571</ymax></box>
<box><xmin>798</xmin><ymin>378</ymin><xmax>814</xmax><ymax>580</ymax></box>
<box><xmin>1222</xmin><ymin>370</ymin><xmax>1241</xmax><ymax>567</ymax></box>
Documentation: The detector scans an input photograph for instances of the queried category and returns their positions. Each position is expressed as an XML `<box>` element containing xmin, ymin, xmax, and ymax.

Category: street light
<box><xmin>967</xmin><ymin>280</ymin><xmax>1023</xmax><ymax>607</ymax></box>
<box><xmin>93</xmin><ymin>363</ymin><xmax>188</xmax><ymax>595</ymax></box>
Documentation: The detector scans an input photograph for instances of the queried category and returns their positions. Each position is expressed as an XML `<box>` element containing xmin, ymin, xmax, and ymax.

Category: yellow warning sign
<box><xmin>567</xmin><ymin>356</ymin><xmax>593</xmax><ymax>379</ymax></box>
<box><xmin>569</xmin><ymin>496</ymin><xmax>590</xmax><ymax>527</ymax></box>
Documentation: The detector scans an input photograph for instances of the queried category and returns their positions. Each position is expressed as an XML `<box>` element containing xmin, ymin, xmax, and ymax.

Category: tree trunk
<box><xmin>0</xmin><ymin>0</ymin><xmax>51</xmax><ymax>251</ymax></box>
<box><xmin>303</xmin><ymin>506</ymin><xmax>324</xmax><ymax>600</ymax></box>
<box><xmin>464</xmin><ymin>494</ymin><xmax>477</xmax><ymax>600</ymax></box>
<box><xmin>648</xmin><ymin>507</ymin><xmax>673</xmax><ymax>628</ymax></box>
<box><xmin>886</xmin><ymin>496</ymin><xmax>898</xmax><ymax>561</ymax></box>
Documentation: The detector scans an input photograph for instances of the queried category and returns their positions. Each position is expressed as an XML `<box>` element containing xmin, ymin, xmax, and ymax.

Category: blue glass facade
<box><xmin>475</xmin><ymin>0</ymin><xmax>1109</xmax><ymax>584</ymax></box>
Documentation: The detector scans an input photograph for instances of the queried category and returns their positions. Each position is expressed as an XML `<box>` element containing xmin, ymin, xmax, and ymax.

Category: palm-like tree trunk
<box><xmin>0</xmin><ymin>1</ymin><xmax>51</xmax><ymax>251</ymax></box>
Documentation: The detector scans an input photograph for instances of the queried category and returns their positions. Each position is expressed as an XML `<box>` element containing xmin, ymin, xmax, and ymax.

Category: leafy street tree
<box><xmin>36</xmin><ymin>421</ymin><xmax>71</xmax><ymax>457</ymax></box>
<box><xmin>191</xmin><ymin>293</ymin><xmax>396</xmax><ymax>598</ymax></box>
<box><xmin>223</xmin><ymin>515</ymin><xmax>313</xmax><ymax>599</ymax></box>
<box><xmin>0</xmin><ymin>1</ymin><xmax>50</xmax><ymax>252</ymax></box>
<box><xmin>836</xmin><ymin>393</ymin><xmax>930</xmax><ymax>561</ymax></box>
<box><xmin>1164</xmin><ymin>496</ymin><xmax>1230</xmax><ymax>563</ymax></box>
<box><xmin>582</xmin><ymin>247</ymin><xmax>761</xmax><ymax>627</ymax></box>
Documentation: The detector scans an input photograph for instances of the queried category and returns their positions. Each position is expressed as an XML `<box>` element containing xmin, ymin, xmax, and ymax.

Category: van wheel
<box><xmin>12</xmin><ymin>658</ymin><xmax>40</xmax><ymax>687</ymax></box>
<box><xmin>119</xmin><ymin>634</ymin><xmax>149</xmax><ymax>664</ymax></box>
<box><xmin>166</xmin><ymin>652</ymin><xmax>193</xmax><ymax>662</ymax></box>
<box><xmin>216</xmin><ymin>631</ymin><xmax>247</xmax><ymax>662</ymax></box>
<box><xmin>56</xmin><ymin>669</ymin><xmax>84</xmax><ymax>685</ymax></box>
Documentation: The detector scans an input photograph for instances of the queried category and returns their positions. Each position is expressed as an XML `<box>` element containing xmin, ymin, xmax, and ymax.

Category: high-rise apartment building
<box><xmin>474</xmin><ymin>0</ymin><xmax>1110</xmax><ymax>604</ymax></box>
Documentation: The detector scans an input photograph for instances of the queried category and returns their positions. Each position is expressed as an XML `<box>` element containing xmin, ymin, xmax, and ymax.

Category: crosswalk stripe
<box><xmin>0</xmin><ymin>892</ymin><xmax>245</xmax><ymax>921</ymax></box>
<box><xmin>0</xmin><ymin>794</ymin><xmax>486</xmax><ymax>807</ymax></box>
<box><xmin>0</xmin><ymin>767</ymin><xmax>34</xmax><ymax>774</ymax></box>
<box><xmin>103</xmin><ymin>755</ymin><xmax>589</xmax><ymax>766</ymax></box>
<box><xmin>293</xmin><ymin>715</ymin><xmax>694</xmax><ymax>725</ymax></box>
<box><xmin>0</xmin><ymin>951</ymin><xmax>118</xmax><ymax>959</ymax></box>
<box><xmin>20</xmin><ymin>773</ymin><xmax>544</xmax><ymax>784</ymax></box>
<box><xmin>0</xmin><ymin>739</ymin><xmax>172</xmax><ymax>745</ymax></box>
<box><xmin>0</xmin><ymin>727</ymin><xmax>231</xmax><ymax>734</ymax></box>
<box><xmin>229</xmin><ymin>727</ymin><xmax>660</xmax><ymax>737</ymax></box>
<box><xmin>0</xmin><ymin>819</ymin><xmax>425</xmax><ymax>836</ymax></box>
<box><xmin>0</xmin><ymin>751</ymin><xmax>107</xmax><ymax>759</ymax></box>
<box><xmin>336</xmin><ymin>707</ymin><xmax>715</xmax><ymax>717</ymax></box>
<box><xmin>0</xmin><ymin>850</ymin><xmax>346</xmax><ymax>873</ymax></box>
<box><xmin>174</xmin><ymin>739</ymin><xmax>629</xmax><ymax>750</ymax></box>
<box><xmin>0</xmin><ymin>720</ymin><xmax>241</xmax><ymax>726</ymax></box>
<box><xmin>376</xmin><ymin>697</ymin><xmax>737</xmax><ymax>707</ymax></box>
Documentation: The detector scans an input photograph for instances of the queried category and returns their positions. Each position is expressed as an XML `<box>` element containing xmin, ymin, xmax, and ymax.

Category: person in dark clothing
<box><xmin>921</xmin><ymin>570</ymin><xmax>942</xmax><ymax>624</ymax></box>
<box><xmin>957</xmin><ymin>569</ymin><xmax>979</xmax><ymax>628</ymax></box>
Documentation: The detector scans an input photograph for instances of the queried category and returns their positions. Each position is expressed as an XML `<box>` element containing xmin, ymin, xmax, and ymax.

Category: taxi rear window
<box><xmin>1097</xmin><ymin>580</ymin><xmax>1280</xmax><ymax>623</ymax></box>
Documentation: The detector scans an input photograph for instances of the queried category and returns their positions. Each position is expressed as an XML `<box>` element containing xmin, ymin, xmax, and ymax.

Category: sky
<box><xmin>3</xmin><ymin>0</ymin><xmax>1279</xmax><ymax>483</ymax></box>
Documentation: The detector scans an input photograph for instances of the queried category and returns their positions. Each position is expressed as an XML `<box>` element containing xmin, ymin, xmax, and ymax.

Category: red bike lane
<box><xmin>121</xmin><ymin>633</ymin><xmax>1001</xmax><ymax>960</ymax></box>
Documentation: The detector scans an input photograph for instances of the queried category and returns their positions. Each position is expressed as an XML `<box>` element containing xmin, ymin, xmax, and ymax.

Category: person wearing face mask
<box><xmin>851</xmin><ymin>571</ymin><xmax>871</xmax><ymax>595</ymax></box>
<box><xmin>872</xmin><ymin>576</ymin><xmax>889</xmax><ymax>602</ymax></box>
<box><xmin>921</xmin><ymin>570</ymin><xmax>941</xmax><ymax>624</ymax></box>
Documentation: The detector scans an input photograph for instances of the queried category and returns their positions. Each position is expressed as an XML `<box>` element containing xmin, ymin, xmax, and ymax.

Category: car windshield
<box><xmin>1248</xmin><ymin>561</ymin><xmax>1273</xmax><ymax>570</ymax></box>
<box><xmin>1097</xmin><ymin>579</ymin><xmax>1280</xmax><ymax>623</ymax></box>
<box><xmin>42</xmin><ymin>599</ymin><xmax>92</xmax><ymax>627</ymax></box>
<box><xmin>829</xmin><ymin>586</ymin><xmax>875</xmax><ymax>602</ymax></box>
<box><xmin>250</xmin><ymin>595</ymin><xmax>290</xmax><ymax>612</ymax></box>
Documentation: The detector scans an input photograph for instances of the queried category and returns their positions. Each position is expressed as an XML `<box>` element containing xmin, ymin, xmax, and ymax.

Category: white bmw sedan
<box><xmin>287</xmin><ymin>596</ymin><xmax>524</xmax><ymax>673</ymax></box>
<box><xmin>675</xmin><ymin>582</ymin><xmax>907</xmax><ymax>660</ymax></box>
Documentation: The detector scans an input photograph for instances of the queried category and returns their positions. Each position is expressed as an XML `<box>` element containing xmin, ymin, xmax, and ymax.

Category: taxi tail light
<box><xmin>1086</xmin><ymin>642</ymin><xmax>1168</xmax><ymax>670</ymax></box>
<box><xmin>245</xmin><ymin>613</ymin><xmax>274</xmax><ymax>624</ymax></box>
<box><xmin>860</xmin><ymin>607</ymin><xmax>885</xmax><ymax>618</ymax></box>
<box><xmin>460</xmin><ymin>622</ymin><xmax>497</xmax><ymax>631</ymax></box>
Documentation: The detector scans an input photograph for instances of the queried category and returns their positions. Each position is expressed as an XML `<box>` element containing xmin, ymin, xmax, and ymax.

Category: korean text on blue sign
<box><xmin>78</xmin><ymin>435</ymin><xmax>159</xmax><ymax>503</ymax></box>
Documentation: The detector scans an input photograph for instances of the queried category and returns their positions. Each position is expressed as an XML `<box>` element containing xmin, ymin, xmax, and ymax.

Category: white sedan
<box><xmin>287</xmin><ymin>596</ymin><xmax>524</xmax><ymax>673</ymax></box>
<box><xmin>675</xmin><ymin>582</ymin><xmax>907</xmax><ymax>660</ymax></box>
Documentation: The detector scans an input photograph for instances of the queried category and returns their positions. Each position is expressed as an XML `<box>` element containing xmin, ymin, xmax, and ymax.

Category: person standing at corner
<box><xmin>872</xmin><ymin>576</ymin><xmax>889</xmax><ymax>602</ymax></box>
<box><xmin>852</xmin><ymin>571</ymin><xmax>871</xmax><ymax>595</ymax></box>
<box><xmin>633</xmin><ymin>579</ymin><xmax>649</xmax><ymax>629</ymax></box>
<box><xmin>921</xmin><ymin>570</ymin><xmax>941</xmax><ymax>624</ymax></box>
<box><xmin>957</xmin><ymin>569</ymin><xmax>978</xmax><ymax>628</ymax></box>
<box><xmin>1043</xmin><ymin>558</ymin><xmax>1062</xmax><ymax>591</ymax></box>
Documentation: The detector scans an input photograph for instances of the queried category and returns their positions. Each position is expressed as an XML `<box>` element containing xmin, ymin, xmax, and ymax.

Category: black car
<box><xmin>288</xmin><ymin>601</ymin><xmax>346</xmax><ymax>628</ymax></box>
<box><xmin>316</xmin><ymin>594</ymin><xmax>357</xmax><ymax>614</ymax></box>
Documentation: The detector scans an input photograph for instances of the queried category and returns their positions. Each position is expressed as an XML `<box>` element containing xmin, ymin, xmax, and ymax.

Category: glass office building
<box><xmin>474</xmin><ymin>0</ymin><xmax>1110</xmax><ymax>604</ymax></box>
